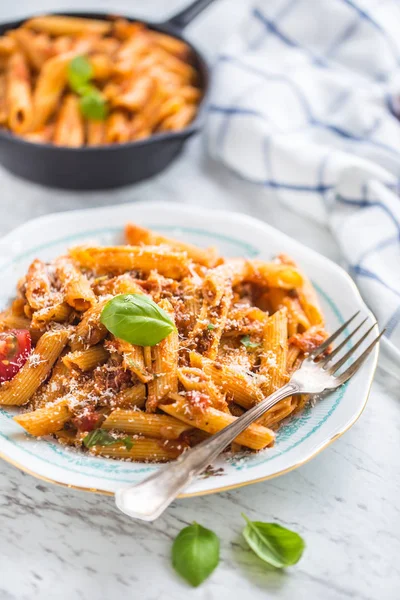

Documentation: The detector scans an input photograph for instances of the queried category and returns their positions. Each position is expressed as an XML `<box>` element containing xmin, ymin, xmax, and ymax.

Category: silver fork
<box><xmin>115</xmin><ymin>313</ymin><xmax>382</xmax><ymax>521</ymax></box>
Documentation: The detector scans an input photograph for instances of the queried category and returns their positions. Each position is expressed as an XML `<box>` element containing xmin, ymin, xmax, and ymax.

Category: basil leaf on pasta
<box><xmin>100</xmin><ymin>294</ymin><xmax>176</xmax><ymax>347</ymax></box>
<box><xmin>123</xmin><ymin>437</ymin><xmax>133</xmax><ymax>450</ymax></box>
<box><xmin>172</xmin><ymin>522</ymin><xmax>220</xmax><ymax>587</ymax></box>
<box><xmin>68</xmin><ymin>56</ymin><xmax>93</xmax><ymax>93</ymax></box>
<box><xmin>68</xmin><ymin>56</ymin><xmax>108</xmax><ymax>120</ymax></box>
<box><xmin>79</xmin><ymin>90</ymin><xmax>108</xmax><ymax>121</ymax></box>
<box><xmin>83</xmin><ymin>429</ymin><xmax>116</xmax><ymax>448</ymax></box>
<box><xmin>83</xmin><ymin>429</ymin><xmax>133</xmax><ymax>450</ymax></box>
<box><xmin>242</xmin><ymin>514</ymin><xmax>305</xmax><ymax>568</ymax></box>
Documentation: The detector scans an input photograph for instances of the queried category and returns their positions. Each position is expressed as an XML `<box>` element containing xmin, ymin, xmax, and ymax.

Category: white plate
<box><xmin>0</xmin><ymin>202</ymin><xmax>378</xmax><ymax>496</ymax></box>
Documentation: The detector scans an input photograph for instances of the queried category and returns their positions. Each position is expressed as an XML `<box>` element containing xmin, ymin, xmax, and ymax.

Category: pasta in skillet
<box><xmin>0</xmin><ymin>15</ymin><xmax>202</xmax><ymax>146</ymax></box>
<box><xmin>0</xmin><ymin>223</ymin><xmax>329</xmax><ymax>462</ymax></box>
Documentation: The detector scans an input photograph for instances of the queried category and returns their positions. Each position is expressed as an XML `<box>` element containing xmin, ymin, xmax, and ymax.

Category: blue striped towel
<box><xmin>207</xmin><ymin>0</ymin><xmax>400</xmax><ymax>376</ymax></box>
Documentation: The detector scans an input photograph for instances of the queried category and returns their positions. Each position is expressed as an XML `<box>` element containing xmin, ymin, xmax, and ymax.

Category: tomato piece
<box><xmin>0</xmin><ymin>329</ymin><xmax>32</xmax><ymax>383</ymax></box>
<box><xmin>72</xmin><ymin>410</ymin><xmax>102</xmax><ymax>433</ymax></box>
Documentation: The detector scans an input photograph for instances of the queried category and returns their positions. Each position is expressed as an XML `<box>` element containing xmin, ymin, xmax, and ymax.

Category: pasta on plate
<box><xmin>0</xmin><ymin>15</ymin><xmax>202</xmax><ymax>146</ymax></box>
<box><xmin>0</xmin><ymin>223</ymin><xmax>329</xmax><ymax>462</ymax></box>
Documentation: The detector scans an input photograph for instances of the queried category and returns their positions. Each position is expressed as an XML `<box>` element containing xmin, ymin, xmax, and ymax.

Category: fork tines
<box><xmin>311</xmin><ymin>312</ymin><xmax>384</xmax><ymax>384</ymax></box>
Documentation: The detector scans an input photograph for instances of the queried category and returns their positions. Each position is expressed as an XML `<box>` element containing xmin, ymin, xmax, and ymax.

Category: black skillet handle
<box><xmin>165</xmin><ymin>0</ymin><xmax>217</xmax><ymax>30</ymax></box>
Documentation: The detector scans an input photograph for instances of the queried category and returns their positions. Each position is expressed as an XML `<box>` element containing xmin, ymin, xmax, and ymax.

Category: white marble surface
<box><xmin>0</xmin><ymin>1</ymin><xmax>399</xmax><ymax>599</ymax></box>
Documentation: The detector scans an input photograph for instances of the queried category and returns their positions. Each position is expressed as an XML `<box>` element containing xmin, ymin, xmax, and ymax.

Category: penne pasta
<box><xmin>250</xmin><ymin>260</ymin><xmax>304</xmax><ymax>289</ymax></box>
<box><xmin>54</xmin><ymin>94</ymin><xmax>84</xmax><ymax>147</ymax></box>
<box><xmin>11</xmin><ymin>297</ymin><xmax>26</xmax><ymax>317</ymax></box>
<box><xmin>0</xmin><ymin>73</ymin><xmax>7</xmax><ymax>125</ymax></box>
<box><xmin>260</xmin><ymin>397</ymin><xmax>297</xmax><ymax>428</ymax></box>
<box><xmin>70</xmin><ymin>299</ymin><xmax>108</xmax><ymax>351</ymax></box>
<box><xmin>277</xmin><ymin>254</ymin><xmax>324</xmax><ymax>325</ymax></box>
<box><xmin>150</xmin><ymin>31</ymin><xmax>190</xmax><ymax>59</ymax></box>
<box><xmin>111</xmin><ymin>338</ymin><xmax>152</xmax><ymax>383</ymax></box>
<box><xmin>162</xmin><ymin>392</ymin><xmax>275</xmax><ymax>450</ymax></box>
<box><xmin>287</xmin><ymin>344</ymin><xmax>302</xmax><ymax>373</ymax></box>
<box><xmin>10</xmin><ymin>29</ymin><xmax>51</xmax><ymax>70</ymax></box>
<box><xmin>112</xmin><ymin>383</ymin><xmax>146</xmax><ymax>409</ymax></box>
<box><xmin>111</xmin><ymin>75</ymin><xmax>155</xmax><ymax>112</ymax></box>
<box><xmin>29</xmin><ymin>42</ymin><xmax>92</xmax><ymax>131</ymax></box>
<box><xmin>124</xmin><ymin>223</ymin><xmax>220</xmax><ymax>267</ymax></box>
<box><xmin>31</xmin><ymin>302</ymin><xmax>72</xmax><ymax>330</ymax></box>
<box><xmin>25</xmin><ymin>16</ymin><xmax>112</xmax><ymax>37</ymax></box>
<box><xmin>87</xmin><ymin>120</ymin><xmax>106</xmax><ymax>146</ymax></box>
<box><xmin>202</xmin><ymin>260</ymin><xmax>248</xmax><ymax>306</ymax></box>
<box><xmin>114</xmin><ymin>31</ymin><xmax>150</xmax><ymax>74</ymax></box>
<box><xmin>51</xmin><ymin>36</ymin><xmax>73</xmax><ymax>55</ymax></box>
<box><xmin>62</xmin><ymin>345</ymin><xmax>109</xmax><ymax>371</ymax></box>
<box><xmin>0</xmin><ymin>328</ymin><xmax>69</xmax><ymax>406</ymax></box>
<box><xmin>298</xmin><ymin>279</ymin><xmax>325</xmax><ymax>326</ymax></box>
<box><xmin>188</xmin><ymin>285</ymin><xmax>232</xmax><ymax>359</ymax></box>
<box><xmin>147</xmin><ymin>299</ymin><xmax>178</xmax><ymax>411</ymax></box>
<box><xmin>70</xmin><ymin>245</ymin><xmax>190</xmax><ymax>279</ymax></box>
<box><xmin>25</xmin><ymin>258</ymin><xmax>52</xmax><ymax>309</ymax></box>
<box><xmin>177</xmin><ymin>85</ymin><xmax>202</xmax><ymax>103</ymax></box>
<box><xmin>21</xmin><ymin>124</ymin><xmax>54</xmax><ymax>144</ymax></box>
<box><xmin>102</xmin><ymin>410</ymin><xmax>192</xmax><ymax>439</ymax></box>
<box><xmin>30</xmin><ymin>355</ymin><xmax>70</xmax><ymax>409</ymax></box>
<box><xmin>282</xmin><ymin>296</ymin><xmax>310</xmax><ymax>337</ymax></box>
<box><xmin>159</xmin><ymin>103</ymin><xmax>197</xmax><ymax>132</ymax></box>
<box><xmin>14</xmin><ymin>397</ymin><xmax>71</xmax><ymax>436</ymax></box>
<box><xmin>90</xmin><ymin>53</ymin><xmax>113</xmax><ymax>80</ymax></box>
<box><xmin>55</xmin><ymin>257</ymin><xmax>96</xmax><ymax>311</ymax></box>
<box><xmin>190</xmin><ymin>351</ymin><xmax>264</xmax><ymax>410</ymax></box>
<box><xmin>89</xmin><ymin>437</ymin><xmax>186</xmax><ymax>462</ymax></box>
<box><xmin>178</xmin><ymin>367</ymin><xmax>229</xmax><ymax>412</ymax></box>
<box><xmin>0</xmin><ymin>36</ymin><xmax>16</xmax><ymax>55</ymax></box>
<box><xmin>260</xmin><ymin>308</ymin><xmax>289</xmax><ymax>396</ymax></box>
<box><xmin>105</xmin><ymin>111</ymin><xmax>131</xmax><ymax>144</ymax></box>
<box><xmin>7</xmin><ymin>52</ymin><xmax>33</xmax><ymax>133</ymax></box>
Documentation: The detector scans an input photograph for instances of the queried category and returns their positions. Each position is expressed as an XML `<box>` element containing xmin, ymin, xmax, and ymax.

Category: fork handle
<box><xmin>115</xmin><ymin>382</ymin><xmax>299</xmax><ymax>521</ymax></box>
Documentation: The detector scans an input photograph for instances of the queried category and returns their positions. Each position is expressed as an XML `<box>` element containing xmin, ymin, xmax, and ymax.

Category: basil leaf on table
<box><xmin>242</xmin><ymin>514</ymin><xmax>305</xmax><ymax>568</ymax></box>
<box><xmin>240</xmin><ymin>335</ymin><xmax>261</xmax><ymax>349</ymax></box>
<box><xmin>67</xmin><ymin>56</ymin><xmax>93</xmax><ymax>93</ymax></box>
<box><xmin>172</xmin><ymin>522</ymin><xmax>220</xmax><ymax>587</ymax></box>
<box><xmin>101</xmin><ymin>294</ymin><xmax>176</xmax><ymax>347</ymax></box>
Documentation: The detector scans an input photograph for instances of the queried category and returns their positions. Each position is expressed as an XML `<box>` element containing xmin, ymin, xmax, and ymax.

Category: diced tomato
<box><xmin>72</xmin><ymin>410</ymin><xmax>101</xmax><ymax>433</ymax></box>
<box><xmin>0</xmin><ymin>329</ymin><xmax>32</xmax><ymax>383</ymax></box>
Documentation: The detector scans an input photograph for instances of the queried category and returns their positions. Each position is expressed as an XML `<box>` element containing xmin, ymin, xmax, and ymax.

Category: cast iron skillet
<box><xmin>0</xmin><ymin>0</ymin><xmax>215</xmax><ymax>189</ymax></box>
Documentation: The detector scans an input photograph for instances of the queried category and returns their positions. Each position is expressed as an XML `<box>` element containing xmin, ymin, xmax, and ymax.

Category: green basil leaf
<box><xmin>240</xmin><ymin>335</ymin><xmax>261</xmax><ymax>349</ymax></box>
<box><xmin>74</xmin><ymin>82</ymin><xmax>97</xmax><ymax>96</ymax></box>
<box><xmin>207</xmin><ymin>323</ymin><xmax>215</xmax><ymax>330</ymax></box>
<box><xmin>172</xmin><ymin>522</ymin><xmax>220</xmax><ymax>587</ymax></box>
<box><xmin>79</xmin><ymin>91</ymin><xmax>108</xmax><ymax>121</ymax></box>
<box><xmin>100</xmin><ymin>294</ymin><xmax>176</xmax><ymax>347</ymax></box>
<box><xmin>242</xmin><ymin>514</ymin><xmax>305</xmax><ymax>568</ymax></box>
<box><xmin>68</xmin><ymin>56</ymin><xmax>93</xmax><ymax>93</ymax></box>
<box><xmin>83</xmin><ymin>429</ymin><xmax>116</xmax><ymax>448</ymax></box>
<box><xmin>123</xmin><ymin>437</ymin><xmax>133</xmax><ymax>450</ymax></box>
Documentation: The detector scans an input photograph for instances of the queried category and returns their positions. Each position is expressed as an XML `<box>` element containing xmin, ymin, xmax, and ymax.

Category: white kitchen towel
<box><xmin>206</xmin><ymin>0</ymin><xmax>400</xmax><ymax>375</ymax></box>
